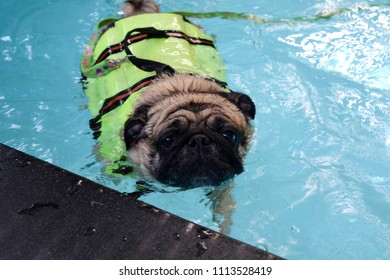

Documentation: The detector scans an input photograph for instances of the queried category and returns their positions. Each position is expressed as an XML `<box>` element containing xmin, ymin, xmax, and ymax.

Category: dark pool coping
<box><xmin>0</xmin><ymin>143</ymin><xmax>282</xmax><ymax>260</ymax></box>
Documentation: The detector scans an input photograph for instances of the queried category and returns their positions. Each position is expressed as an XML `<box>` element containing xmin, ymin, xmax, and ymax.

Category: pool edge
<box><xmin>0</xmin><ymin>143</ymin><xmax>282</xmax><ymax>260</ymax></box>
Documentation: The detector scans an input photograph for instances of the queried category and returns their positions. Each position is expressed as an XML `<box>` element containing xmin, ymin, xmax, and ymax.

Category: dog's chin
<box><xmin>151</xmin><ymin>142</ymin><xmax>244</xmax><ymax>188</ymax></box>
<box><xmin>155</xmin><ymin>158</ymin><xmax>242</xmax><ymax>188</ymax></box>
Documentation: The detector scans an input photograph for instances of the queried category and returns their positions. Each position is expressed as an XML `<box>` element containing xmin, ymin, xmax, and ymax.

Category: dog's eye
<box><xmin>221</xmin><ymin>130</ymin><xmax>237</xmax><ymax>145</ymax></box>
<box><xmin>160</xmin><ymin>136</ymin><xmax>175</xmax><ymax>148</ymax></box>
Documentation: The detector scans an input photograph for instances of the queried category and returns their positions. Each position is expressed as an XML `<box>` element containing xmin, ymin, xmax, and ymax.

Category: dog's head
<box><xmin>123</xmin><ymin>74</ymin><xmax>255</xmax><ymax>187</ymax></box>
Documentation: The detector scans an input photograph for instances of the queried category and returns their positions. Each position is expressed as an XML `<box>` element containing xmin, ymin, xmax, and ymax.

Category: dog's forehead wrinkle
<box><xmin>154</xmin><ymin>104</ymin><xmax>244</xmax><ymax>135</ymax></box>
<box><xmin>165</xmin><ymin>107</ymin><xmax>225</xmax><ymax>127</ymax></box>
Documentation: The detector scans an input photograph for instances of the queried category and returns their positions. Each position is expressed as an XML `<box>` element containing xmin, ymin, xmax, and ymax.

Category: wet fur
<box><xmin>125</xmin><ymin>74</ymin><xmax>253</xmax><ymax>183</ymax></box>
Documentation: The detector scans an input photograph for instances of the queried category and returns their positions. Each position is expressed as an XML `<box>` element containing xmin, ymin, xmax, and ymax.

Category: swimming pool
<box><xmin>1</xmin><ymin>0</ymin><xmax>389</xmax><ymax>259</ymax></box>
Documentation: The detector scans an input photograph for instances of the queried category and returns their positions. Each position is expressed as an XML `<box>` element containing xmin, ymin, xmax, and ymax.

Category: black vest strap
<box><xmin>89</xmin><ymin>27</ymin><xmax>228</xmax><ymax>131</ymax></box>
<box><xmin>93</xmin><ymin>26</ymin><xmax>215</xmax><ymax>66</ymax></box>
<box><xmin>124</xmin><ymin>47</ymin><xmax>175</xmax><ymax>77</ymax></box>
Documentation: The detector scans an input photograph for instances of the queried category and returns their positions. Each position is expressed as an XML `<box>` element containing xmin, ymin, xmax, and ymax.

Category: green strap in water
<box><xmin>173</xmin><ymin>3</ymin><xmax>390</xmax><ymax>24</ymax></box>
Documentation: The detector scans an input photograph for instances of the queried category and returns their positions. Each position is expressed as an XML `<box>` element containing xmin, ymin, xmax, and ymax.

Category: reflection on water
<box><xmin>279</xmin><ymin>5</ymin><xmax>390</xmax><ymax>90</ymax></box>
<box><xmin>224</xmin><ymin>2</ymin><xmax>390</xmax><ymax>259</ymax></box>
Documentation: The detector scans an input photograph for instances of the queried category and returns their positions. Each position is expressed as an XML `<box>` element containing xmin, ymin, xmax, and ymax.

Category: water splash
<box><xmin>67</xmin><ymin>179</ymin><xmax>83</xmax><ymax>196</ymax></box>
<box><xmin>196</xmin><ymin>241</ymin><xmax>208</xmax><ymax>256</ymax></box>
<box><xmin>83</xmin><ymin>227</ymin><xmax>97</xmax><ymax>236</ymax></box>
<box><xmin>278</xmin><ymin>6</ymin><xmax>390</xmax><ymax>90</ymax></box>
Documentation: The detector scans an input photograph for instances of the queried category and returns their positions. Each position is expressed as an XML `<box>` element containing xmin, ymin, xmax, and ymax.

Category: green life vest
<box><xmin>81</xmin><ymin>13</ymin><xmax>229</xmax><ymax>175</ymax></box>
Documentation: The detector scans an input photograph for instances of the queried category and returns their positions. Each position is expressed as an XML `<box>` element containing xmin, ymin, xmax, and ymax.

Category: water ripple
<box><xmin>279</xmin><ymin>6</ymin><xmax>390</xmax><ymax>90</ymax></box>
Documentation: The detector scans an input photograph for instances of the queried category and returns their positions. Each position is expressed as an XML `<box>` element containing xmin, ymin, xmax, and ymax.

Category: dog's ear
<box><xmin>123</xmin><ymin>105</ymin><xmax>150</xmax><ymax>149</ymax></box>
<box><xmin>219</xmin><ymin>91</ymin><xmax>256</xmax><ymax>120</ymax></box>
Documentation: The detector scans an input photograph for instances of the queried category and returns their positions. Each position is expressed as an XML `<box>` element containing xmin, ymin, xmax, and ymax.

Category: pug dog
<box><xmin>81</xmin><ymin>0</ymin><xmax>256</xmax><ymax>188</ymax></box>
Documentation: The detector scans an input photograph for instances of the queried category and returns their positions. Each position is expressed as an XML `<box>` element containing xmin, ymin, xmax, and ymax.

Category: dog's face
<box><xmin>123</xmin><ymin>74</ymin><xmax>255</xmax><ymax>188</ymax></box>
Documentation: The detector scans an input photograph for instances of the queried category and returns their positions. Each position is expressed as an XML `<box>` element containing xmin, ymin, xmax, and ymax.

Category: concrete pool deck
<box><xmin>0</xmin><ymin>143</ymin><xmax>282</xmax><ymax>260</ymax></box>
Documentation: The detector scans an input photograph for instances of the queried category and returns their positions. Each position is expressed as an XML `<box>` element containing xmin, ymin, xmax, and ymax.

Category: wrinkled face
<box><xmin>123</xmin><ymin>74</ymin><xmax>255</xmax><ymax>188</ymax></box>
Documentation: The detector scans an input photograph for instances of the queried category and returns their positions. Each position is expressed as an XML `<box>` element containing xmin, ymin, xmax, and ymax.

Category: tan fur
<box><xmin>126</xmin><ymin>73</ymin><xmax>251</xmax><ymax>177</ymax></box>
<box><xmin>138</xmin><ymin>74</ymin><xmax>248</xmax><ymax>131</ymax></box>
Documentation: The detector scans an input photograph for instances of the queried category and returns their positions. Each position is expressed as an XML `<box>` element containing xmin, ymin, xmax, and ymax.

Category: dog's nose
<box><xmin>187</xmin><ymin>134</ymin><xmax>210</xmax><ymax>148</ymax></box>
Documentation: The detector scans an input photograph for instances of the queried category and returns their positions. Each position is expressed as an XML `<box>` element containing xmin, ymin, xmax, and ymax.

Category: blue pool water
<box><xmin>1</xmin><ymin>0</ymin><xmax>389</xmax><ymax>259</ymax></box>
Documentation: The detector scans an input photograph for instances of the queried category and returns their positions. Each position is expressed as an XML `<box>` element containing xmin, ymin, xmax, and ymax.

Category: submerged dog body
<box><xmin>81</xmin><ymin>0</ymin><xmax>255</xmax><ymax>187</ymax></box>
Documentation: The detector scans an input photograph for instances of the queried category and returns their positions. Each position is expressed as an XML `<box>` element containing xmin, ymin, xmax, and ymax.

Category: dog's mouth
<box><xmin>153</xmin><ymin>137</ymin><xmax>244</xmax><ymax>188</ymax></box>
<box><xmin>156</xmin><ymin>161</ymin><xmax>240</xmax><ymax>188</ymax></box>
